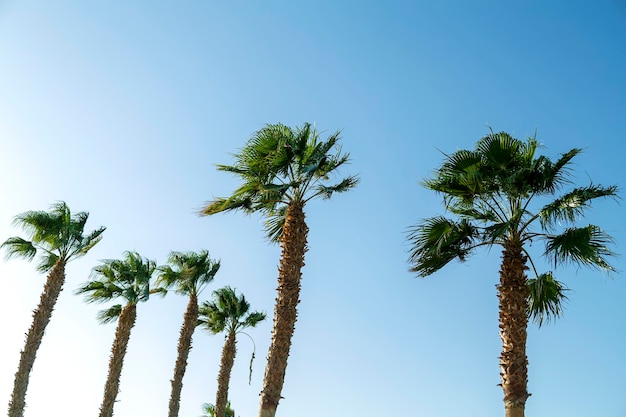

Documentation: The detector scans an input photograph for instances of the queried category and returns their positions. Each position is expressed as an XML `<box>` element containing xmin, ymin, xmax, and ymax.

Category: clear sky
<box><xmin>0</xmin><ymin>1</ymin><xmax>625</xmax><ymax>416</ymax></box>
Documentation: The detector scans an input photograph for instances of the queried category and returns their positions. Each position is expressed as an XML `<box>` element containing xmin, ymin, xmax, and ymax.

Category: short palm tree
<box><xmin>199</xmin><ymin>286</ymin><xmax>266</xmax><ymax>417</ymax></box>
<box><xmin>76</xmin><ymin>251</ymin><xmax>156</xmax><ymax>417</ymax></box>
<box><xmin>1</xmin><ymin>201</ymin><xmax>105</xmax><ymax>417</ymax></box>
<box><xmin>200</xmin><ymin>122</ymin><xmax>358</xmax><ymax>417</ymax></box>
<box><xmin>407</xmin><ymin>132</ymin><xmax>617</xmax><ymax>417</ymax></box>
<box><xmin>201</xmin><ymin>401</ymin><xmax>235</xmax><ymax>417</ymax></box>
<box><xmin>155</xmin><ymin>250</ymin><xmax>221</xmax><ymax>417</ymax></box>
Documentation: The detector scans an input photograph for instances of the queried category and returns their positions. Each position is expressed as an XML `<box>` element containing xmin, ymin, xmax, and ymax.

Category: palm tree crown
<box><xmin>77</xmin><ymin>251</ymin><xmax>155</xmax><ymax>322</ymax></box>
<box><xmin>408</xmin><ymin>132</ymin><xmax>617</xmax><ymax>321</ymax></box>
<box><xmin>199</xmin><ymin>286</ymin><xmax>266</xmax><ymax>336</ymax></box>
<box><xmin>3</xmin><ymin>201</ymin><xmax>105</xmax><ymax>271</ymax></box>
<box><xmin>155</xmin><ymin>250</ymin><xmax>220</xmax><ymax>297</ymax></box>
<box><xmin>201</xmin><ymin>122</ymin><xmax>359</xmax><ymax>240</ymax></box>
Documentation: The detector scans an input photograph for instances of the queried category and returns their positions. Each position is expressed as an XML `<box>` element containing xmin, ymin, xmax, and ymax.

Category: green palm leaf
<box><xmin>527</xmin><ymin>273</ymin><xmax>569</xmax><ymax>327</ymax></box>
<box><xmin>539</xmin><ymin>184</ymin><xmax>619</xmax><ymax>229</ymax></box>
<box><xmin>545</xmin><ymin>225</ymin><xmax>616</xmax><ymax>271</ymax></box>
<box><xmin>407</xmin><ymin>216</ymin><xmax>478</xmax><ymax>276</ymax></box>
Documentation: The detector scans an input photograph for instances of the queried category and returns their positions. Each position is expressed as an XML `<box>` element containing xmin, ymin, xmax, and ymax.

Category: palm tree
<box><xmin>76</xmin><ymin>251</ymin><xmax>156</xmax><ymax>417</ymax></box>
<box><xmin>200</xmin><ymin>122</ymin><xmax>358</xmax><ymax>417</ymax></box>
<box><xmin>1</xmin><ymin>201</ymin><xmax>105</xmax><ymax>417</ymax></box>
<box><xmin>199</xmin><ymin>286</ymin><xmax>266</xmax><ymax>417</ymax></box>
<box><xmin>201</xmin><ymin>401</ymin><xmax>235</xmax><ymax>417</ymax></box>
<box><xmin>155</xmin><ymin>250</ymin><xmax>221</xmax><ymax>417</ymax></box>
<box><xmin>407</xmin><ymin>131</ymin><xmax>617</xmax><ymax>417</ymax></box>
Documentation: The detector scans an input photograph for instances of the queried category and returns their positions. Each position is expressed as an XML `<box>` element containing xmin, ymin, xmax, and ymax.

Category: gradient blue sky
<box><xmin>1</xmin><ymin>2</ymin><xmax>625</xmax><ymax>417</ymax></box>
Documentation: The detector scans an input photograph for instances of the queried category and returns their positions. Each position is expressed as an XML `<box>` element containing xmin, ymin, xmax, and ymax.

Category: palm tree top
<box><xmin>2</xmin><ymin>201</ymin><xmax>106</xmax><ymax>272</ymax></box>
<box><xmin>198</xmin><ymin>286</ymin><xmax>266</xmax><ymax>335</ymax></box>
<box><xmin>425</xmin><ymin>132</ymin><xmax>582</xmax><ymax>206</ymax></box>
<box><xmin>412</xmin><ymin>131</ymin><xmax>618</xmax><ymax>258</ymax></box>
<box><xmin>200</xmin><ymin>122</ymin><xmax>359</xmax><ymax>240</ymax></box>
<box><xmin>155</xmin><ymin>250</ymin><xmax>221</xmax><ymax>297</ymax></box>
<box><xmin>408</xmin><ymin>131</ymin><xmax>618</xmax><ymax>324</ymax></box>
<box><xmin>76</xmin><ymin>251</ymin><xmax>156</xmax><ymax>324</ymax></box>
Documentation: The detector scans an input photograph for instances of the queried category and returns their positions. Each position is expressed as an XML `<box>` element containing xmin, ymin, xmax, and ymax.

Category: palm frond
<box><xmin>483</xmin><ymin>221</ymin><xmax>513</xmax><ymax>243</ymax></box>
<box><xmin>264</xmin><ymin>206</ymin><xmax>287</xmax><ymax>243</ymax></box>
<box><xmin>1</xmin><ymin>237</ymin><xmax>37</xmax><ymax>261</ymax></box>
<box><xmin>74</xmin><ymin>226</ymin><xmax>106</xmax><ymax>258</ymax></box>
<box><xmin>311</xmin><ymin>175</ymin><xmax>360</xmax><ymax>200</ymax></box>
<box><xmin>537</xmin><ymin>148</ymin><xmax>580</xmax><ymax>193</ymax></box>
<box><xmin>447</xmin><ymin>206</ymin><xmax>499</xmax><ymax>222</ymax></box>
<box><xmin>476</xmin><ymin>131</ymin><xmax>521</xmax><ymax>171</ymax></box>
<box><xmin>544</xmin><ymin>225</ymin><xmax>616</xmax><ymax>271</ymax></box>
<box><xmin>201</xmin><ymin>196</ymin><xmax>253</xmax><ymax>216</ymax></box>
<box><xmin>539</xmin><ymin>184</ymin><xmax>619</xmax><ymax>229</ymax></box>
<box><xmin>97</xmin><ymin>304</ymin><xmax>123</xmax><ymax>324</ymax></box>
<box><xmin>424</xmin><ymin>149</ymin><xmax>486</xmax><ymax>202</ymax></box>
<box><xmin>407</xmin><ymin>216</ymin><xmax>478</xmax><ymax>276</ymax></box>
<box><xmin>243</xmin><ymin>311</ymin><xmax>267</xmax><ymax>328</ymax></box>
<box><xmin>36</xmin><ymin>252</ymin><xmax>59</xmax><ymax>273</ymax></box>
<box><xmin>527</xmin><ymin>272</ymin><xmax>569</xmax><ymax>327</ymax></box>
<box><xmin>12</xmin><ymin>209</ymin><xmax>63</xmax><ymax>244</ymax></box>
<box><xmin>75</xmin><ymin>280</ymin><xmax>123</xmax><ymax>303</ymax></box>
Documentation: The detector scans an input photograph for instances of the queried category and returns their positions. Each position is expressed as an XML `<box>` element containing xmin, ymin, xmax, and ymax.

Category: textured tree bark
<box><xmin>215</xmin><ymin>331</ymin><xmax>237</xmax><ymax>417</ymax></box>
<box><xmin>168</xmin><ymin>294</ymin><xmax>199</xmax><ymax>417</ymax></box>
<box><xmin>8</xmin><ymin>259</ymin><xmax>66</xmax><ymax>417</ymax></box>
<box><xmin>99</xmin><ymin>304</ymin><xmax>137</xmax><ymax>417</ymax></box>
<box><xmin>258</xmin><ymin>202</ymin><xmax>308</xmax><ymax>417</ymax></box>
<box><xmin>498</xmin><ymin>240</ymin><xmax>530</xmax><ymax>417</ymax></box>
<box><xmin>505</xmin><ymin>405</ymin><xmax>526</xmax><ymax>417</ymax></box>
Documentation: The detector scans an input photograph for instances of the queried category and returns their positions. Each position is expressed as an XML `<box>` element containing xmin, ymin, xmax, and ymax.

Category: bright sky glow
<box><xmin>1</xmin><ymin>2</ymin><xmax>625</xmax><ymax>417</ymax></box>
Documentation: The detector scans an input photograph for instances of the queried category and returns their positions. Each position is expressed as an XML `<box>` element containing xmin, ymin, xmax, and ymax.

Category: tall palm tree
<box><xmin>76</xmin><ymin>251</ymin><xmax>156</xmax><ymax>417</ymax></box>
<box><xmin>200</xmin><ymin>123</ymin><xmax>358</xmax><ymax>417</ymax></box>
<box><xmin>155</xmin><ymin>250</ymin><xmax>221</xmax><ymax>417</ymax></box>
<box><xmin>199</xmin><ymin>286</ymin><xmax>266</xmax><ymax>417</ymax></box>
<box><xmin>407</xmin><ymin>131</ymin><xmax>617</xmax><ymax>417</ymax></box>
<box><xmin>1</xmin><ymin>201</ymin><xmax>105</xmax><ymax>417</ymax></box>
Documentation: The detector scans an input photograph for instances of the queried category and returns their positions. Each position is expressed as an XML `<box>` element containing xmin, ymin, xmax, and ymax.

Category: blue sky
<box><xmin>0</xmin><ymin>1</ymin><xmax>625</xmax><ymax>416</ymax></box>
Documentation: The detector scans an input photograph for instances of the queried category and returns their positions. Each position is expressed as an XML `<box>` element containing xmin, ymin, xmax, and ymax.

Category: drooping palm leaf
<box><xmin>407</xmin><ymin>216</ymin><xmax>479</xmax><ymax>276</ymax></box>
<box><xmin>527</xmin><ymin>272</ymin><xmax>569</xmax><ymax>327</ymax></box>
<box><xmin>544</xmin><ymin>225</ymin><xmax>616</xmax><ymax>271</ymax></box>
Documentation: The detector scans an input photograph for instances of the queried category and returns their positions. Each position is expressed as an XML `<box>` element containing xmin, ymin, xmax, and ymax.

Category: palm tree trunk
<box><xmin>258</xmin><ymin>202</ymin><xmax>308</xmax><ymax>417</ymax></box>
<box><xmin>498</xmin><ymin>240</ymin><xmax>530</xmax><ymax>417</ymax></box>
<box><xmin>99</xmin><ymin>303</ymin><xmax>137</xmax><ymax>417</ymax></box>
<box><xmin>168</xmin><ymin>294</ymin><xmax>199</xmax><ymax>417</ymax></box>
<box><xmin>8</xmin><ymin>259</ymin><xmax>66</xmax><ymax>417</ymax></box>
<box><xmin>215</xmin><ymin>330</ymin><xmax>237</xmax><ymax>417</ymax></box>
